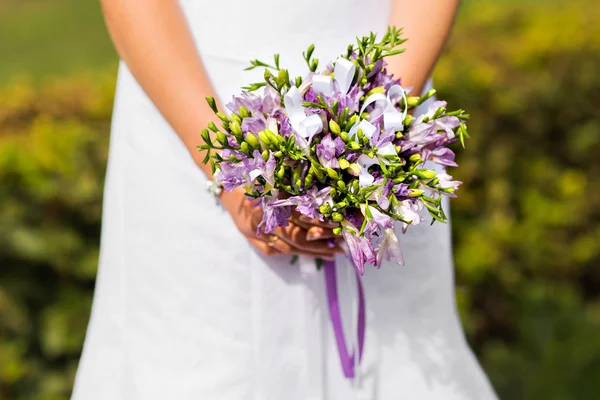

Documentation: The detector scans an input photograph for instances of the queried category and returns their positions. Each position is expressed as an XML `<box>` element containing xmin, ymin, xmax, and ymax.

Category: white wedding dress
<box><xmin>71</xmin><ymin>0</ymin><xmax>498</xmax><ymax>399</ymax></box>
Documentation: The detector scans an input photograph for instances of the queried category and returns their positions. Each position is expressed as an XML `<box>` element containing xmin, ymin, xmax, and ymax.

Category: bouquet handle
<box><xmin>323</xmin><ymin>259</ymin><xmax>365</xmax><ymax>379</ymax></box>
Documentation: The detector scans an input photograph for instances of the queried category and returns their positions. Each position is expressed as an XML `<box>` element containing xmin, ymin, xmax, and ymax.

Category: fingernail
<box><xmin>307</xmin><ymin>231</ymin><xmax>322</xmax><ymax>241</ymax></box>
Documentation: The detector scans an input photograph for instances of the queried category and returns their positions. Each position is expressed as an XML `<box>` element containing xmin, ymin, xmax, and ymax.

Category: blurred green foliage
<box><xmin>0</xmin><ymin>0</ymin><xmax>599</xmax><ymax>399</ymax></box>
<box><xmin>0</xmin><ymin>72</ymin><xmax>115</xmax><ymax>399</ymax></box>
<box><xmin>438</xmin><ymin>1</ymin><xmax>600</xmax><ymax>398</ymax></box>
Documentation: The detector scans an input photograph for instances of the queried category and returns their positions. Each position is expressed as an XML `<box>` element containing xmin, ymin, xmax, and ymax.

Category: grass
<box><xmin>0</xmin><ymin>0</ymin><xmax>116</xmax><ymax>85</ymax></box>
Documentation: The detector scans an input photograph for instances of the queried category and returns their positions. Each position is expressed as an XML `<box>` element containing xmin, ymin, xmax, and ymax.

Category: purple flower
<box><xmin>425</xmin><ymin>147</ymin><xmax>457</xmax><ymax>167</ymax></box>
<box><xmin>407</xmin><ymin>101</ymin><xmax>460</xmax><ymax>146</ymax></box>
<box><xmin>248</xmin><ymin>150</ymin><xmax>276</xmax><ymax>188</ymax></box>
<box><xmin>376</xmin><ymin>229</ymin><xmax>404</xmax><ymax>267</ymax></box>
<box><xmin>437</xmin><ymin>169</ymin><xmax>462</xmax><ymax>197</ymax></box>
<box><xmin>272</xmin><ymin>187</ymin><xmax>333</xmax><ymax>220</ymax></box>
<box><xmin>217</xmin><ymin>161</ymin><xmax>249</xmax><ymax>192</ymax></box>
<box><xmin>362</xmin><ymin>205</ymin><xmax>395</xmax><ymax>237</ymax></box>
<box><xmin>226</xmin><ymin>91</ymin><xmax>263</xmax><ymax>115</ymax></box>
<box><xmin>316</xmin><ymin>134</ymin><xmax>345</xmax><ymax>169</ymax></box>
<box><xmin>257</xmin><ymin>195</ymin><xmax>291</xmax><ymax>235</ymax></box>
<box><xmin>241</xmin><ymin>117</ymin><xmax>266</xmax><ymax>134</ymax></box>
<box><xmin>226</xmin><ymin>86</ymin><xmax>282</xmax><ymax>117</ymax></box>
<box><xmin>369</xmin><ymin>179</ymin><xmax>393</xmax><ymax>210</ymax></box>
<box><xmin>393</xmin><ymin>183</ymin><xmax>410</xmax><ymax>198</ymax></box>
<box><xmin>341</xmin><ymin>221</ymin><xmax>376</xmax><ymax>275</ymax></box>
<box><xmin>393</xmin><ymin>199</ymin><xmax>424</xmax><ymax>233</ymax></box>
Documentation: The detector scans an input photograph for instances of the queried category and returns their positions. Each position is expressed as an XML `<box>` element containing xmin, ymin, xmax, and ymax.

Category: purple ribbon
<box><xmin>323</xmin><ymin>259</ymin><xmax>366</xmax><ymax>379</ymax></box>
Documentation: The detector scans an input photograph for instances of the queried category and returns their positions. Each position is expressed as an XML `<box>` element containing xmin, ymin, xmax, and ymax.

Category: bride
<box><xmin>71</xmin><ymin>0</ymin><xmax>498</xmax><ymax>399</ymax></box>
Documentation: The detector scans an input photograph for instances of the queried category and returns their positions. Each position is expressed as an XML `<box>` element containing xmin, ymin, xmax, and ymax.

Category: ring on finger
<box><xmin>267</xmin><ymin>234</ymin><xmax>280</xmax><ymax>247</ymax></box>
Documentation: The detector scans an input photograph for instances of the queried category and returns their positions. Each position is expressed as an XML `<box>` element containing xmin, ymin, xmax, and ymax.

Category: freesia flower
<box><xmin>257</xmin><ymin>195</ymin><xmax>292</xmax><ymax>235</ymax></box>
<box><xmin>437</xmin><ymin>169</ymin><xmax>462</xmax><ymax>197</ymax></box>
<box><xmin>376</xmin><ymin>229</ymin><xmax>404</xmax><ymax>267</ymax></box>
<box><xmin>272</xmin><ymin>187</ymin><xmax>333</xmax><ymax>220</ymax></box>
<box><xmin>316</xmin><ymin>134</ymin><xmax>345</xmax><ymax>169</ymax></box>
<box><xmin>341</xmin><ymin>220</ymin><xmax>376</xmax><ymax>275</ymax></box>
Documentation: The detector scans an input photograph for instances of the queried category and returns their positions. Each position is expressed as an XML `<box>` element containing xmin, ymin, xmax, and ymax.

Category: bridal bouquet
<box><xmin>199</xmin><ymin>26</ymin><xmax>469</xmax><ymax>275</ymax></box>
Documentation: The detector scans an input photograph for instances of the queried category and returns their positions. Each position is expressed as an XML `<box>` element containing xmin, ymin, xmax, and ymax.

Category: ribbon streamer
<box><xmin>324</xmin><ymin>259</ymin><xmax>366</xmax><ymax>379</ymax></box>
<box><xmin>350</xmin><ymin>84</ymin><xmax>409</xmax><ymax>187</ymax></box>
<box><xmin>283</xmin><ymin>86</ymin><xmax>323</xmax><ymax>143</ymax></box>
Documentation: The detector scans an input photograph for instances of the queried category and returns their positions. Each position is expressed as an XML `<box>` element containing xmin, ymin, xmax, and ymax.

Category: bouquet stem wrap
<box><xmin>324</xmin><ymin>259</ymin><xmax>365</xmax><ymax>378</ymax></box>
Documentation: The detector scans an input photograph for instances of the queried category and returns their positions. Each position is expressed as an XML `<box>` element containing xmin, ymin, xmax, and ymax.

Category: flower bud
<box><xmin>326</xmin><ymin>168</ymin><xmax>339</xmax><ymax>179</ymax></box>
<box><xmin>310</xmin><ymin>165</ymin><xmax>324</xmax><ymax>180</ymax></box>
<box><xmin>206</xmin><ymin>96</ymin><xmax>218</xmax><ymax>113</ymax></box>
<box><xmin>414</xmin><ymin>169</ymin><xmax>437</xmax><ymax>179</ymax></box>
<box><xmin>311</xmin><ymin>58</ymin><xmax>319</xmax><ymax>71</ymax></box>
<box><xmin>338</xmin><ymin>158</ymin><xmax>350</xmax><ymax>169</ymax></box>
<box><xmin>293</xmin><ymin>164</ymin><xmax>302</xmax><ymax>182</ymax></box>
<box><xmin>332</xmin><ymin>212</ymin><xmax>344</xmax><ymax>222</ymax></box>
<box><xmin>392</xmin><ymin>176</ymin><xmax>406</xmax><ymax>184</ymax></box>
<box><xmin>340</xmin><ymin>131</ymin><xmax>349</xmax><ymax>142</ymax></box>
<box><xmin>208</xmin><ymin>121</ymin><xmax>219</xmax><ymax>132</ymax></box>
<box><xmin>348</xmin><ymin>141</ymin><xmax>362</xmax><ymax>151</ymax></box>
<box><xmin>230</xmin><ymin>113</ymin><xmax>242</xmax><ymax>125</ymax></box>
<box><xmin>265</xmin><ymin>129</ymin><xmax>281</xmax><ymax>144</ymax></box>
<box><xmin>337</xmin><ymin>180</ymin><xmax>347</xmax><ymax>191</ymax></box>
<box><xmin>240</xmin><ymin>142</ymin><xmax>250</xmax><ymax>153</ymax></box>
<box><xmin>264</xmin><ymin>69</ymin><xmax>272</xmax><ymax>81</ymax></box>
<box><xmin>408</xmin><ymin>189</ymin><xmax>424</xmax><ymax>197</ymax></box>
<box><xmin>333</xmin><ymin>226</ymin><xmax>343</xmax><ymax>235</ymax></box>
<box><xmin>403</xmin><ymin>114</ymin><xmax>415</xmax><ymax>127</ymax></box>
<box><xmin>365</xmin><ymin>86</ymin><xmax>385</xmax><ymax>97</ymax></box>
<box><xmin>201</xmin><ymin>128</ymin><xmax>212</xmax><ymax>145</ymax></box>
<box><xmin>305</xmin><ymin>173</ymin><xmax>313</xmax><ymax>186</ymax></box>
<box><xmin>319</xmin><ymin>204</ymin><xmax>331</xmax><ymax>215</ymax></box>
<box><xmin>406</xmin><ymin>96</ymin><xmax>420</xmax><ymax>108</ymax></box>
<box><xmin>238</xmin><ymin>106</ymin><xmax>250</xmax><ymax>119</ymax></box>
<box><xmin>394</xmin><ymin>145</ymin><xmax>402</xmax><ymax>153</ymax></box>
<box><xmin>258</xmin><ymin>130</ymin><xmax>271</xmax><ymax>145</ymax></box>
<box><xmin>334</xmin><ymin>201</ymin><xmax>347</xmax><ymax>209</ymax></box>
<box><xmin>277</xmin><ymin>69</ymin><xmax>287</xmax><ymax>86</ymax></box>
<box><xmin>277</xmin><ymin>166</ymin><xmax>285</xmax><ymax>178</ymax></box>
<box><xmin>432</xmin><ymin>106</ymin><xmax>446</xmax><ymax>119</ymax></box>
<box><xmin>347</xmin><ymin>163</ymin><xmax>360</xmax><ymax>176</ymax></box>
<box><xmin>329</xmin><ymin>120</ymin><xmax>341</xmax><ymax>135</ymax></box>
<box><xmin>216</xmin><ymin>131</ymin><xmax>227</xmax><ymax>146</ymax></box>
<box><xmin>262</xmin><ymin>150</ymin><xmax>270</xmax><ymax>161</ymax></box>
<box><xmin>420</xmin><ymin>88</ymin><xmax>437</xmax><ymax>103</ymax></box>
<box><xmin>273</xmin><ymin>150</ymin><xmax>283</xmax><ymax>158</ymax></box>
<box><xmin>329</xmin><ymin>188</ymin><xmax>337</xmax><ymax>197</ymax></box>
<box><xmin>409</xmin><ymin>153</ymin><xmax>422</xmax><ymax>162</ymax></box>
<box><xmin>245</xmin><ymin>132</ymin><xmax>259</xmax><ymax>148</ymax></box>
<box><xmin>344</xmin><ymin>115</ymin><xmax>359</xmax><ymax>131</ymax></box>
<box><xmin>295</xmin><ymin>179</ymin><xmax>303</xmax><ymax>188</ymax></box>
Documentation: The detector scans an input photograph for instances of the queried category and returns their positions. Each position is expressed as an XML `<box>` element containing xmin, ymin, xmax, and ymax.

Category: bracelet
<box><xmin>205</xmin><ymin>170</ymin><xmax>223</xmax><ymax>203</ymax></box>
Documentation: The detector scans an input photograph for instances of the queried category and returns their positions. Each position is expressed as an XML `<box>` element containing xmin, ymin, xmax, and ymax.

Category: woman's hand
<box><xmin>220</xmin><ymin>188</ymin><xmax>344</xmax><ymax>260</ymax></box>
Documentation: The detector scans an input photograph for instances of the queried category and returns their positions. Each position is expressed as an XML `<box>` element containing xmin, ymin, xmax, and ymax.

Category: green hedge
<box><xmin>1</xmin><ymin>1</ymin><xmax>599</xmax><ymax>398</ymax></box>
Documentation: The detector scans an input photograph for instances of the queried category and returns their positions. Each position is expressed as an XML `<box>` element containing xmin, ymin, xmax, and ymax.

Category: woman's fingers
<box><xmin>296</xmin><ymin>214</ymin><xmax>339</xmax><ymax>229</ymax></box>
<box><xmin>247</xmin><ymin>237</ymin><xmax>282</xmax><ymax>256</ymax></box>
<box><xmin>275</xmin><ymin>223</ymin><xmax>344</xmax><ymax>256</ymax></box>
<box><xmin>255</xmin><ymin>233</ymin><xmax>338</xmax><ymax>260</ymax></box>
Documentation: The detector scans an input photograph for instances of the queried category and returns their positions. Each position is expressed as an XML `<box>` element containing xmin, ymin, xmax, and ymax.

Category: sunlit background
<box><xmin>1</xmin><ymin>0</ymin><xmax>599</xmax><ymax>398</ymax></box>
